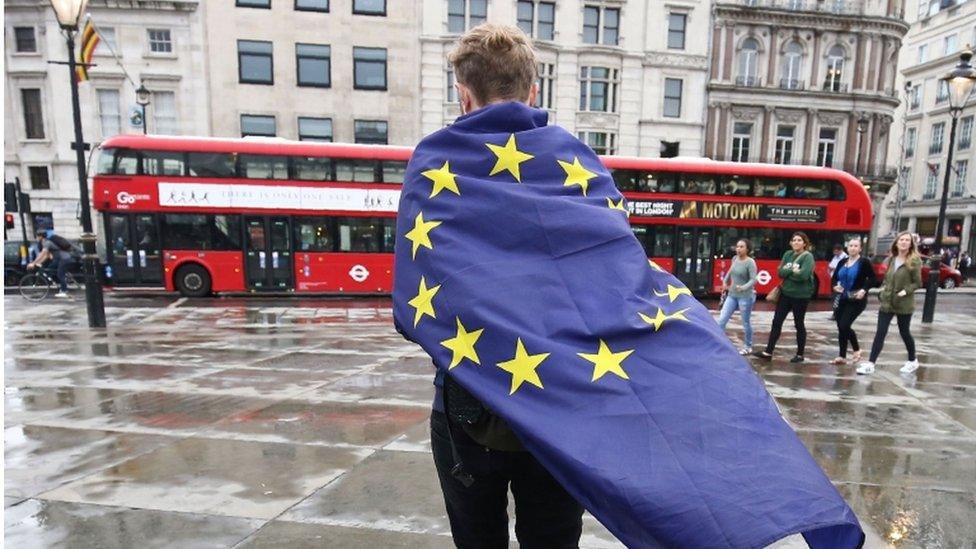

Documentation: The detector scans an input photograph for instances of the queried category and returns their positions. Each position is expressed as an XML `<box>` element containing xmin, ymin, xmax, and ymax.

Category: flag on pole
<box><xmin>392</xmin><ymin>101</ymin><xmax>865</xmax><ymax>548</ymax></box>
<box><xmin>76</xmin><ymin>17</ymin><xmax>100</xmax><ymax>82</ymax></box>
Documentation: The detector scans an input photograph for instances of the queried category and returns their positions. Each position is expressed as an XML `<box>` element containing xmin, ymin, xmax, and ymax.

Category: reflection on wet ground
<box><xmin>4</xmin><ymin>294</ymin><xmax>976</xmax><ymax>547</ymax></box>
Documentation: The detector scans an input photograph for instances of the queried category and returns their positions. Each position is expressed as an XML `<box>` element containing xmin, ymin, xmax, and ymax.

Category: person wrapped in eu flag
<box><xmin>393</xmin><ymin>24</ymin><xmax>865</xmax><ymax>548</ymax></box>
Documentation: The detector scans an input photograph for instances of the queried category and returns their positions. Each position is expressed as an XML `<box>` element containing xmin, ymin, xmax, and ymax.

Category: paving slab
<box><xmin>238</xmin><ymin>521</ymin><xmax>455</xmax><ymax>549</ymax></box>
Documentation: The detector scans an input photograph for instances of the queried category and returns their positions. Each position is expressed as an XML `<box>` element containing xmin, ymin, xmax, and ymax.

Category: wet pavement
<box><xmin>4</xmin><ymin>292</ymin><xmax>975</xmax><ymax>548</ymax></box>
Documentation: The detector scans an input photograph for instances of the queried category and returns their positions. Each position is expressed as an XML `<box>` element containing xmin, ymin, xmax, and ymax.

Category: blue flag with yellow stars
<box><xmin>392</xmin><ymin>102</ymin><xmax>863</xmax><ymax>548</ymax></box>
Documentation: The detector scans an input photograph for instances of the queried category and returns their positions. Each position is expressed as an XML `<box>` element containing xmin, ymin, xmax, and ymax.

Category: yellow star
<box><xmin>440</xmin><ymin>317</ymin><xmax>484</xmax><ymax>369</ymax></box>
<box><xmin>639</xmin><ymin>307</ymin><xmax>691</xmax><ymax>332</ymax></box>
<box><xmin>497</xmin><ymin>338</ymin><xmax>549</xmax><ymax>395</ymax></box>
<box><xmin>486</xmin><ymin>134</ymin><xmax>534</xmax><ymax>182</ymax></box>
<box><xmin>421</xmin><ymin>161</ymin><xmax>460</xmax><ymax>198</ymax></box>
<box><xmin>408</xmin><ymin>276</ymin><xmax>441</xmax><ymax>327</ymax></box>
<box><xmin>607</xmin><ymin>197</ymin><xmax>629</xmax><ymax>215</ymax></box>
<box><xmin>577</xmin><ymin>340</ymin><xmax>634</xmax><ymax>382</ymax></box>
<box><xmin>404</xmin><ymin>211</ymin><xmax>442</xmax><ymax>260</ymax></box>
<box><xmin>648</xmin><ymin>259</ymin><xmax>665</xmax><ymax>272</ymax></box>
<box><xmin>557</xmin><ymin>157</ymin><xmax>598</xmax><ymax>196</ymax></box>
<box><xmin>653</xmin><ymin>284</ymin><xmax>693</xmax><ymax>303</ymax></box>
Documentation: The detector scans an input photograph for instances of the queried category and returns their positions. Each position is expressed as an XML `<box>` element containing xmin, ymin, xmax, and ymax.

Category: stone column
<box><xmin>804</xmin><ymin>109</ymin><xmax>818</xmax><ymax>164</ymax></box>
<box><xmin>868</xmin><ymin>113</ymin><xmax>882</xmax><ymax>169</ymax></box>
<box><xmin>760</xmin><ymin>105</ymin><xmax>774</xmax><ymax>160</ymax></box>
<box><xmin>717</xmin><ymin>103</ymin><xmax>731</xmax><ymax>159</ymax></box>
<box><xmin>723</xmin><ymin>26</ymin><xmax>735</xmax><ymax>82</ymax></box>
<box><xmin>767</xmin><ymin>27</ymin><xmax>778</xmax><ymax>88</ymax></box>
<box><xmin>876</xmin><ymin>38</ymin><xmax>890</xmax><ymax>93</ymax></box>
<box><xmin>810</xmin><ymin>31</ymin><xmax>821</xmax><ymax>91</ymax></box>
<box><xmin>710</xmin><ymin>25</ymin><xmax>722</xmax><ymax>81</ymax></box>
<box><xmin>705</xmin><ymin>105</ymin><xmax>716</xmax><ymax>156</ymax></box>
<box><xmin>846</xmin><ymin>114</ymin><xmax>860</xmax><ymax>171</ymax></box>
<box><xmin>867</xmin><ymin>35</ymin><xmax>880</xmax><ymax>92</ymax></box>
<box><xmin>853</xmin><ymin>34</ymin><xmax>866</xmax><ymax>91</ymax></box>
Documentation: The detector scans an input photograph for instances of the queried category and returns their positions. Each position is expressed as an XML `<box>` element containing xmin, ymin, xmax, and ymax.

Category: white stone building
<box><xmin>883</xmin><ymin>0</ymin><xmax>976</xmax><ymax>258</ymax></box>
<box><xmin>4</xmin><ymin>0</ymin><xmax>209</xmax><ymax>239</ymax></box>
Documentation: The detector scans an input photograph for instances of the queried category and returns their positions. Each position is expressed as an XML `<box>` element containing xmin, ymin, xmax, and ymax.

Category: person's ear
<box><xmin>457</xmin><ymin>83</ymin><xmax>474</xmax><ymax>115</ymax></box>
<box><xmin>526</xmin><ymin>82</ymin><xmax>539</xmax><ymax>106</ymax></box>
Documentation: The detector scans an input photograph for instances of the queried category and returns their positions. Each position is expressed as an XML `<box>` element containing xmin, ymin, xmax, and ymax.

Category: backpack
<box><xmin>48</xmin><ymin>234</ymin><xmax>77</xmax><ymax>253</ymax></box>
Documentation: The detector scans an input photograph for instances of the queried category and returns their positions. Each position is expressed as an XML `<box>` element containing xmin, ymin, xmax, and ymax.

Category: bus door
<box><xmin>105</xmin><ymin>213</ymin><xmax>163</xmax><ymax>286</ymax></box>
<box><xmin>244</xmin><ymin>216</ymin><xmax>293</xmax><ymax>291</ymax></box>
<box><xmin>674</xmin><ymin>228</ymin><xmax>714</xmax><ymax>293</ymax></box>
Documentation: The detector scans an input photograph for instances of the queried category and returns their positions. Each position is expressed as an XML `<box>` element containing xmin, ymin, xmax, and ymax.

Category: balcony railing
<box><xmin>735</xmin><ymin>75</ymin><xmax>762</xmax><ymax>87</ymax></box>
<box><xmin>779</xmin><ymin>78</ymin><xmax>805</xmax><ymax>90</ymax></box>
<box><xmin>736</xmin><ymin>0</ymin><xmax>867</xmax><ymax>15</ymax></box>
<box><xmin>822</xmin><ymin>81</ymin><xmax>849</xmax><ymax>93</ymax></box>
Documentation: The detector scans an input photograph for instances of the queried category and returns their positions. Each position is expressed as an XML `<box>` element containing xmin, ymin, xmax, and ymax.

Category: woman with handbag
<box><xmin>754</xmin><ymin>232</ymin><xmax>815</xmax><ymax>363</ymax></box>
<box><xmin>717</xmin><ymin>239</ymin><xmax>758</xmax><ymax>355</ymax></box>
<box><xmin>857</xmin><ymin>231</ymin><xmax>923</xmax><ymax>375</ymax></box>
<box><xmin>830</xmin><ymin>237</ymin><xmax>877</xmax><ymax>365</ymax></box>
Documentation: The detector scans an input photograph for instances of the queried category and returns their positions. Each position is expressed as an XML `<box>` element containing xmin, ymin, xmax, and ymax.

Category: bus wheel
<box><xmin>175</xmin><ymin>264</ymin><xmax>211</xmax><ymax>297</ymax></box>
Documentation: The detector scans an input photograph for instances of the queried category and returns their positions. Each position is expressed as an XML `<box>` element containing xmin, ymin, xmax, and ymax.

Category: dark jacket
<box><xmin>830</xmin><ymin>256</ymin><xmax>877</xmax><ymax>297</ymax></box>
<box><xmin>878</xmin><ymin>255</ymin><xmax>923</xmax><ymax>315</ymax></box>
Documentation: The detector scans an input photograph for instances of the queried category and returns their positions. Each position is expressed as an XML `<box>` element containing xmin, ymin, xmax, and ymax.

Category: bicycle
<box><xmin>19</xmin><ymin>268</ymin><xmax>81</xmax><ymax>302</ymax></box>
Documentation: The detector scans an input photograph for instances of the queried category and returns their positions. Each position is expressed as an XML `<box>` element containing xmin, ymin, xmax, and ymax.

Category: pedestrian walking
<box><xmin>857</xmin><ymin>231</ymin><xmax>922</xmax><ymax>375</ymax></box>
<box><xmin>754</xmin><ymin>232</ymin><xmax>815</xmax><ymax>363</ymax></box>
<box><xmin>717</xmin><ymin>239</ymin><xmax>757</xmax><ymax>355</ymax></box>
<box><xmin>830</xmin><ymin>237</ymin><xmax>876</xmax><ymax>365</ymax></box>
<box><xmin>827</xmin><ymin>244</ymin><xmax>848</xmax><ymax>321</ymax></box>
<box><xmin>958</xmin><ymin>251</ymin><xmax>971</xmax><ymax>282</ymax></box>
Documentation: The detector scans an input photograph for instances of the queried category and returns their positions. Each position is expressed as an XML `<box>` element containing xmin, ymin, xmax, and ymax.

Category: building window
<box><xmin>353</xmin><ymin>0</ymin><xmax>386</xmax><ymax>15</ymax></box>
<box><xmin>354</xmin><ymin>120</ymin><xmax>388</xmax><ymax>144</ymax></box>
<box><xmin>905</xmin><ymin>127</ymin><xmax>917</xmax><ymax>158</ymax></box>
<box><xmin>296</xmin><ymin>0</ymin><xmax>329</xmax><ymax>11</ymax></box>
<box><xmin>448</xmin><ymin>0</ymin><xmax>486</xmax><ymax>33</ymax></box>
<box><xmin>28</xmin><ymin>166</ymin><xmax>50</xmax><ymax>190</ymax></box>
<box><xmin>663</xmin><ymin>78</ymin><xmax>682</xmax><ymax>118</ymax></box>
<box><xmin>535</xmin><ymin>62</ymin><xmax>555</xmax><ymax>109</ymax></box>
<box><xmin>909</xmin><ymin>84</ymin><xmax>922</xmax><ymax>111</ymax></box>
<box><xmin>953</xmin><ymin>160</ymin><xmax>968</xmax><ymax>197</ymax></box>
<box><xmin>299</xmin><ymin>117</ymin><xmax>333</xmax><ymax>141</ymax></box>
<box><xmin>898</xmin><ymin>168</ymin><xmax>910</xmax><ymax>200</ymax></box>
<box><xmin>296</xmin><ymin>43</ymin><xmax>331</xmax><ymax>87</ymax></box>
<box><xmin>21</xmin><ymin>89</ymin><xmax>44</xmax><ymax>139</ymax></box>
<box><xmin>238</xmin><ymin>40</ymin><xmax>274</xmax><ymax>84</ymax></box>
<box><xmin>582</xmin><ymin>5</ymin><xmax>619</xmax><ymax>46</ymax></box>
<box><xmin>241</xmin><ymin>114</ymin><xmax>276</xmax><ymax>137</ymax></box>
<box><xmin>936</xmin><ymin>80</ymin><xmax>949</xmax><ymax>104</ymax></box>
<box><xmin>945</xmin><ymin>34</ymin><xmax>958</xmax><ymax>56</ymax></box>
<box><xmin>824</xmin><ymin>45</ymin><xmax>845</xmax><ymax>91</ymax></box>
<box><xmin>237</xmin><ymin>0</ymin><xmax>271</xmax><ymax>7</ymax></box>
<box><xmin>924</xmin><ymin>166</ymin><xmax>938</xmax><ymax>199</ymax></box>
<box><xmin>667</xmin><ymin>13</ymin><xmax>686</xmax><ymax>50</ymax></box>
<box><xmin>96</xmin><ymin>89</ymin><xmax>121</xmax><ymax>138</ymax></box>
<box><xmin>930</xmin><ymin>122</ymin><xmax>945</xmax><ymax>154</ymax></box>
<box><xmin>917</xmin><ymin>43</ymin><xmax>928</xmax><ymax>64</ymax></box>
<box><xmin>959</xmin><ymin>116</ymin><xmax>973</xmax><ymax>150</ymax></box>
<box><xmin>578</xmin><ymin>131</ymin><xmax>616</xmax><ymax>155</ymax></box>
<box><xmin>447</xmin><ymin>68</ymin><xmax>457</xmax><ymax>102</ymax></box>
<box><xmin>780</xmin><ymin>41</ymin><xmax>803</xmax><ymax>90</ymax></box>
<box><xmin>774</xmin><ymin>125</ymin><xmax>795</xmax><ymax>164</ymax></box>
<box><xmin>154</xmin><ymin>91</ymin><xmax>178</xmax><ymax>135</ymax></box>
<box><xmin>731</xmin><ymin>122</ymin><xmax>751</xmax><ymax>162</ymax></box>
<box><xmin>579</xmin><ymin>66</ymin><xmax>618</xmax><ymax>112</ymax></box>
<box><xmin>32</xmin><ymin>212</ymin><xmax>54</xmax><ymax>232</ymax></box>
<box><xmin>147</xmin><ymin>29</ymin><xmax>173</xmax><ymax>53</ymax></box>
<box><xmin>517</xmin><ymin>1</ymin><xmax>555</xmax><ymax>40</ymax></box>
<box><xmin>737</xmin><ymin>38</ymin><xmax>760</xmax><ymax>86</ymax></box>
<box><xmin>817</xmin><ymin>127</ymin><xmax>837</xmax><ymax>167</ymax></box>
<box><xmin>95</xmin><ymin>27</ymin><xmax>117</xmax><ymax>55</ymax></box>
<box><xmin>353</xmin><ymin>47</ymin><xmax>387</xmax><ymax>90</ymax></box>
<box><xmin>14</xmin><ymin>27</ymin><xmax>36</xmax><ymax>53</ymax></box>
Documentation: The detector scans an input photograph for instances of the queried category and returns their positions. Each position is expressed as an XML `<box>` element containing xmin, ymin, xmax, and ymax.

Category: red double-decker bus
<box><xmin>93</xmin><ymin>135</ymin><xmax>871</xmax><ymax>297</ymax></box>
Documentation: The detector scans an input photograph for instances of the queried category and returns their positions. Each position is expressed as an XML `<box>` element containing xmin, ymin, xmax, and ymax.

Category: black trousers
<box><xmin>835</xmin><ymin>298</ymin><xmax>867</xmax><ymax>358</ymax></box>
<box><xmin>869</xmin><ymin>311</ymin><xmax>917</xmax><ymax>363</ymax></box>
<box><xmin>765</xmin><ymin>294</ymin><xmax>810</xmax><ymax>355</ymax></box>
<box><xmin>430</xmin><ymin>411</ymin><xmax>583</xmax><ymax>549</ymax></box>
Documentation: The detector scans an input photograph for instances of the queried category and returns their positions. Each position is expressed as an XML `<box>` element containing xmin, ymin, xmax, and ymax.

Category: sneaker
<box><xmin>54</xmin><ymin>292</ymin><xmax>69</xmax><ymax>298</ymax></box>
<box><xmin>900</xmin><ymin>360</ymin><xmax>919</xmax><ymax>374</ymax></box>
<box><xmin>738</xmin><ymin>347</ymin><xmax>751</xmax><ymax>356</ymax></box>
<box><xmin>856</xmin><ymin>361</ymin><xmax>875</xmax><ymax>375</ymax></box>
<box><xmin>789</xmin><ymin>355</ymin><xmax>805</xmax><ymax>363</ymax></box>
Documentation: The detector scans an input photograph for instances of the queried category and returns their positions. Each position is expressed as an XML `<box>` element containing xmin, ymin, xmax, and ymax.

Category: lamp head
<box><xmin>135</xmin><ymin>84</ymin><xmax>151</xmax><ymax>106</ymax></box>
<box><xmin>49</xmin><ymin>0</ymin><xmax>89</xmax><ymax>30</ymax></box>
<box><xmin>942</xmin><ymin>49</ymin><xmax>976</xmax><ymax>115</ymax></box>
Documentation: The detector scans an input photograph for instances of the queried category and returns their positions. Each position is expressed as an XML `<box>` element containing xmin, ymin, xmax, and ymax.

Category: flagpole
<box><xmin>85</xmin><ymin>14</ymin><xmax>136</xmax><ymax>87</ymax></box>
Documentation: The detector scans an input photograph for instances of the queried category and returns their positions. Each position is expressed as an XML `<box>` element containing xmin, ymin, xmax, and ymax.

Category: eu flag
<box><xmin>393</xmin><ymin>102</ymin><xmax>863</xmax><ymax>548</ymax></box>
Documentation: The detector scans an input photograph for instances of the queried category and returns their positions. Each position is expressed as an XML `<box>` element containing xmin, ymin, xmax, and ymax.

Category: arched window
<box><xmin>780</xmin><ymin>42</ymin><xmax>803</xmax><ymax>90</ymax></box>
<box><xmin>824</xmin><ymin>45</ymin><xmax>845</xmax><ymax>92</ymax></box>
<box><xmin>737</xmin><ymin>38</ymin><xmax>760</xmax><ymax>86</ymax></box>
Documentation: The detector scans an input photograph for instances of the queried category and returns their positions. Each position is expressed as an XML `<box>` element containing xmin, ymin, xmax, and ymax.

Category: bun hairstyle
<box><xmin>447</xmin><ymin>24</ymin><xmax>538</xmax><ymax>106</ymax></box>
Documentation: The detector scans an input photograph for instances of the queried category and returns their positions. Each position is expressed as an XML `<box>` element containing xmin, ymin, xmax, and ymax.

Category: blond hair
<box><xmin>447</xmin><ymin>23</ymin><xmax>538</xmax><ymax>106</ymax></box>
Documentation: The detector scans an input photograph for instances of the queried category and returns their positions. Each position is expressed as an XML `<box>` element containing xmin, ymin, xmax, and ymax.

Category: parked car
<box><xmin>4</xmin><ymin>241</ymin><xmax>28</xmax><ymax>286</ymax></box>
<box><xmin>871</xmin><ymin>254</ymin><xmax>964</xmax><ymax>289</ymax></box>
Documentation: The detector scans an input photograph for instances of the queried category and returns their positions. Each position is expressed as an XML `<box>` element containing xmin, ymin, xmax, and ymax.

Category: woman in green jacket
<box><xmin>754</xmin><ymin>232</ymin><xmax>815</xmax><ymax>363</ymax></box>
<box><xmin>857</xmin><ymin>231</ymin><xmax>922</xmax><ymax>375</ymax></box>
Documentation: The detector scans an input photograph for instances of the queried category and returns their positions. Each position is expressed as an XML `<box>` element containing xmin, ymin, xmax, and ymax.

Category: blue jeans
<box><xmin>718</xmin><ymin>294</ymin><xmax>755</xmax><ymax>348</ymax></box>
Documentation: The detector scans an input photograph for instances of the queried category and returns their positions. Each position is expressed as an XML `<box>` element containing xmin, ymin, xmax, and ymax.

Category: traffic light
<box><xmin>5</xmin><ymin>213</ymin><xmax>14</xmax><ymax>230</ymax></box>
<box><xmin>4</xmin><ymin>182</ymin><xmax>16</xmax><ymax>212</ymax></box>
<box><xmin>949</xmin><ymin>220</ymin><xmax>964</xmax><ymax>238</ymax></box>
<box><xmin>18</xmin><ymin>191</ymin><xmax>30</xmax><ymax>214</ymax></box>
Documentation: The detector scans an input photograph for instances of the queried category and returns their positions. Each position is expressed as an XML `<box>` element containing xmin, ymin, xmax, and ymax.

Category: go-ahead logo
<box><xmin>116</xmin><ymin>191</ymin><xmax>149</xmax><ymax>206</ymax></box>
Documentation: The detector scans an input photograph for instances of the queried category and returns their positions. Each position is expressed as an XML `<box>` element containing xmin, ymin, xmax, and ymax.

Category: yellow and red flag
<box><xmin>75</xmin><ymin>18</ymin><xmax>100</xmax><ymax>82</ymax></box>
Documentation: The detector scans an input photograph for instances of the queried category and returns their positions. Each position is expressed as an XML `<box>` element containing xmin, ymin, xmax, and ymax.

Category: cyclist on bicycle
<box><xmin>26</xmin><ymin>230</ymin><xmax>78</xmax><ymax>297</ymax></box>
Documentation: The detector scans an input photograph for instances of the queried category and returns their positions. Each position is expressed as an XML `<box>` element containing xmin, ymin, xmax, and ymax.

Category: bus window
<box><xmin>381</xmin><ymin>218</ymin><xmax>396</xmax><ymax>252</ymax></box>
<box><xmin>830</xmin><ymin>181</ymin><xmax>846</xmax><ymax>200</ymax></box>
<box><xmin>755</xmin><ymin>178</ymin><xmax>784</xmax><ymax>197</ymax></box>
<box><xmin>212</xmin><ymin>215</ymin><xmax>242</xmax><ymax>250</ymax></box>
<box><xmin>294</xmin><ymin>217</ymin><xmax>334</xmax><ymax>251</ymax></box>
<box><xmin>752</xmin><ymin>228</ymin><xmax>786</xmax><ymax>260</ymax></box>
<box><xmin>162</xmin><ymin>214</ymin><xmax>210</xmax><ymax>249</ymax></box>
<box><xmin>611</xmin><ymin>170</ymin><xmax>638</xmax><ymax>192</ymax></box>
<box><xmin>382</xmin><ymin>161</ymin><xmax>407</xmax><ymax>184</ymax></box>
<box><xmin>794</xmin><ymin>180</ymin><xmax>829</xmax><ymax>199</ymax></box>
<box><xmin>188</xmin><ymin>153</ymin><xmax>237</xmax><ymax>178</ymax></box>
<box><xmin>143</xmin><ymin>151</ymin><xmax>186</xmax><ymax>176</ymax></box>
<box><xmin>652</xmin><ymin>226</ymin><xmax>674</xmax><ymax>257</ymax></box>
<box><xmin>240</xmin><ymin>154</ymin><xmax>288</xmax><ymax>180</ymax></box>
<box><xmin>335</xmin><ymin>160</ymin><xmax>379</xmax><ymax>182</ymax></box>
<box><xmin>631</xmin><ymin>225</ymin><xmax>650</xmax><ymax>255</ymax></box>
<box><xmin>722</xmin><ymin>176</ymin><xmax>752</xmax><ymax>196</ymax></box>
<box><xmin>716</xmin><ymin>227</ymin><xmax>749</xmax><ymax>258</ymax></box>
<box><xmin>680</xmin><ymin>175</ymin><xmax>716</xmax><ymax>195</ymax></box>
<box><xmin>655</xmin><ymin>172</ymin><xmax>678</xmax><ymax>193</ymax></box>
<box><xmin>294</xmin><ymin>156</ymin><xmax>333</xmax><ymax>181</ymax></box>
<box><xmin>115</xmin><ymin>149</ymin><xmax>139</xmax><ymax>175</ymax></box>
<box><xmin>336</xmin><ymin>217</ymin><xmax>380</xmax><ymax>252</ymax></box>
<box><xmin>96</xmin><ymin>148</ymin><xmax>116</xmax><ymax>175</ymax></box>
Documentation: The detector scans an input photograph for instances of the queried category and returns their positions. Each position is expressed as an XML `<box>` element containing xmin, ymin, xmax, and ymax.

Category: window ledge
<box><xmin>11</xmin><ymin>51</ymin><xmax>42</xmax><ymax>57</ymax></box>
<box><xmin>143</xmin><ymin>53</ymin><xmax>178</xmax><ymax>60</ymax></box>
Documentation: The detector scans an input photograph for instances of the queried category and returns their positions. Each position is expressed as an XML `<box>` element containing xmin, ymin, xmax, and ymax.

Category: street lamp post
<box><xmin>135</xmin><ymin>83</ymin><xmax>150</xmax><ymax>135</ymax></box>
<box><xmin>922</xmin><ymin>49</ymin><xmax>976</xmax><ymax>324</ymax></box>
<box><xmin>50</xmin><ymin>0</ymin><xmax>106</xmax><ymax>328</ymax></box>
